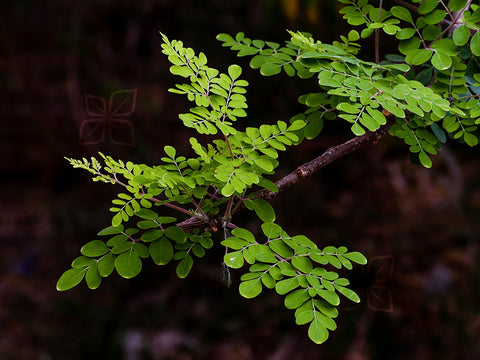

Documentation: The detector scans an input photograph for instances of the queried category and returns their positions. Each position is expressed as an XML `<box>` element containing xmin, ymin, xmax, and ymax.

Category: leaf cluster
<box><xmin>60</xmin><ymin>0</ymin><xmax>480</xmax><ymax>345</ymax></box>
<box><xmin>218</xmin><ymin>1</ymin><xmax>480</xmax><ymax>167</ymax></box>
<box><xmin>221</xmin><ymin>202</ymin><xmax>366</xmax><ymax>344</ymax></box>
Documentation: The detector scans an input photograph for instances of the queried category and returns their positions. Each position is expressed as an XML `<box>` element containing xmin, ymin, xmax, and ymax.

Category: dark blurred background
<box><xmin>1</xmin><ymin>0</ymin><xmax>480</xmax><ymax>359</ymax></box>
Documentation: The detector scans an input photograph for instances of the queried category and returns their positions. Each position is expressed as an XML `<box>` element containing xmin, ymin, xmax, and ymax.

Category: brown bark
<box><xmin>255</xmin><ymin>119</ymin><xmax>394</xmax><ymax>201</ymax></box>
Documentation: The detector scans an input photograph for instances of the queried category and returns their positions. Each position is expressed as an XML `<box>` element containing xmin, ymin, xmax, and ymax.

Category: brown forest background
<box><xmin>1</xmin><ymin>0</ymin><xmax>480</xmax><ymax>359</ymax></box>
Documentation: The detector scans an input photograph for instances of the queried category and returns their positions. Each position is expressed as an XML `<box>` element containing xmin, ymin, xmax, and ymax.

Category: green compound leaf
<box><xmin>176</xmin><ymin>254</ymin><xmax>193</xmax><ymax>278</ymax></box>
<box><xmin>239</xmin><ymin>278</ymin><xmax>263</xmax><ymax>298</ymax></box>
<box><xmin>308</xmin><ymin>317</ymin><xmax>329</xmax><ymax>344</ymax></box>
<box><xmin>115</xmin><ymin>250</ymin><xmax>142</xmax><ymax>279</ymax></box>
<box><xmin>80</xmin><ymin>240</ymin><xmax>109</xmax><ymax>257</ymax></box>
<box><xmin>56</xmin><ymin>268</ymin><xmax>87</xmax><ymax>291</ymax></box>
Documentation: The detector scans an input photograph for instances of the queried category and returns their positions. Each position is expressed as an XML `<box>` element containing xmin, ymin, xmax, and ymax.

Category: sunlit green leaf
<box><xmin>448</xmin><ymin>0</ymin><xmax>468</xmax><ymax>12</ymax></box>
<box><xmin>431</xmin><ymin>52</ymin><xmax>452</xmax><ymax>70</ymax></box>
<box><xmin>245</xmin><ymin>198</ymin><xmax>276</xmax><ymax>222</ymax></box>
<box><xmin>335</xmin><ymin>285</ymin><xmax>360</xmax><ymax>303</ymax></box>
<box><xmin>56</xmin><ymin>268</ymin><xmax>87</xmax><ymax>291</ymax></box>
<box><xmin>228</xmin><ymin>64</ymin><xmax>242</xmax><ymax>80</ymax></box>
<box><xmin>317</xmin><ymin>289</ymin><xmax>340</xmax><ymax>306</ymax></box>
<box><xmin>419</xmin><ymin>150</ymin><xmax>433</xmax><ymax>168</ymax></box>
<box><xmin>391</xmin><ymin>6</ymin><xmax>413</xmax><ymax>22</ymax></box>
<box><xmin>115</xmin><ymin>250</ymin><xmax>142</xmax><ymax>279</ymax></box>
<box><xmin>98</xmin><ymin>252</ymin><xmax>115</xmax><ymax>277</ymax></box>
<box><xmin>81</xmin><ymin>240</ymin><xmax>109</xmax><ymax>257</ymax></box>
<box><xmin>285</xmin><ymin>289</ymin><xmax>309</xmax><ymax>309</ymax></box>
<box><xmin>85</xmin><ymin>262</ymin><xmax>101</xmax><ymax>290</ymax></box>
<box><xmin>291</xmin><ymin>256</ymin><xmax>313</xmax><ymax>273</ymax></box>
<box><xmin>239</xmin><ymin>278</ymin><xmax>263</xmax><ymax>298</ymax></box>
<box><xmin>471</xmin><ymin>32</ymin><xmax>480</xmax><ymax>56</ymax></box>
<box><xmin>71</xmin><ymin>256</ymin><xmax>95</xmax><ymax>269</ymax></box>
<box><xmin>308</xmin><ymin>317</ymin><xmax>329</xmax><ymax>344</ymax></box>
<box><xmin>176</xmin><ymin>254</ymin><xmax>193</xmax><ymax>278</ymax></box>
<box><xmin>453</xmin><ymin>25</ymin><xmax>470</xmax><ymax>46</ymax></box>
<box><xmin>343</xmin><ymin>251</ymin><xmax>367</xmax><ymax>265</ymax></box>
<box><xmin>224</xmin><ymin>250</ymin><xmax>245</xmax><ymax>269</ymax></box>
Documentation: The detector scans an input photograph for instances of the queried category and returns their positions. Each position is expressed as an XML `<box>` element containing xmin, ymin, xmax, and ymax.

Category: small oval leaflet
<box><xmin>81</xmin><ymin>240</ymin><xmax>109</xmax><ymax>257</ymax></box>
<box><xmin>56</xmin><ymin>268</ymin><xmax>87</xmax><ymax>291</ymax></box>
<box><xmin>115</xmin><ymin>250</ymin><xmax>142</xmax><ymax>279</ymax></box>
<box><xmin>176</xmin><ymin>254</ymin><xmax>194</xmax><ymax>278</ymax></box>
<box><xmin>239</xmin><ymin>278</ymin><xmax>263</xmax><ymax>299</ymax></box>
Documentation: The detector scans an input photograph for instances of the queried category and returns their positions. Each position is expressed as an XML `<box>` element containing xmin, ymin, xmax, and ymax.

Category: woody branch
<box><xmin>255</xmin><ymin>114</ymin><xmax>395</xmax><ymax>201</ymax></box>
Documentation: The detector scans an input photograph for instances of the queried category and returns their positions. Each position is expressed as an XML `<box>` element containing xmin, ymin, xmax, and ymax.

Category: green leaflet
<box><xmin>176</xmin><ymin>254</ymin><xmax>194</xmax><ymax>278</ymax></box>
<box><xmin>149</xmin><ymin>237</ymin><xmax>174</xmax><ymax>265</ymax></box>
<box><xmin>98</xmin><ymin>253</ymin><xmax>116</xmax><ymax>277</ymax></box>
<box><xmin>115</xmin><ymin>250</ymin><xmax>142</xmax><ymax>279</ymax></box>
<box><xmin>56</xmin><ymin>268</ymin><xmax>87</xmax><ymax>291</ymax></box>
<box><xmin>85</xmin><ymin>262</ymin><xmax>101</xmax><ymax>290</ymax></box>
<box><xmin>224</xmin><ymin>250</ymin><xmax>245</xmax><ymax>269</ymax></box>
<box><xmin>308</xmin><ymin>318</ymin><xmax>329</xmax><ymax>344</ymax></box>
<box><xmin>239</xmin><ymin>278</ymin><xmax>263</xmax><ymax>298</ymax></box>
<box><xmin>81</xmin><ymin>240</ymin><xmax>109</xmax><ymax>257</ymax></box>
<box><xmin>244</xmin><ymin>198</ymin><xmax>276</xmax><ymax>222</ymax></box>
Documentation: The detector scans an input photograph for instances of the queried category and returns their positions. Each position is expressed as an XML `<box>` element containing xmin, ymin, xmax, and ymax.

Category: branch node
<box><xmin>296</xmin><ymin>166</ymin><xmax>309</xmax><ymax>179</ymax></box>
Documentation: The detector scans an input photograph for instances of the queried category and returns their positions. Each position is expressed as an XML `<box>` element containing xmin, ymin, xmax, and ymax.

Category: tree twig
<box><xmin>255</xmin><ymin>117</ymin><xmax>395</xmax><ymax>201</ymax></box>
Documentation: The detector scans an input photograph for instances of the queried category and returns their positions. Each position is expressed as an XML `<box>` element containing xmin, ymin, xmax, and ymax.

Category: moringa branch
<box><xmin>255</xmin><ymin>117</ymin><xmax>395</xmax><ymax>201</ymax></box>
<box><xmin>176</xmin><ymin>115</ymin><xmax>394</xmax><ymax>229</ymax></box>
